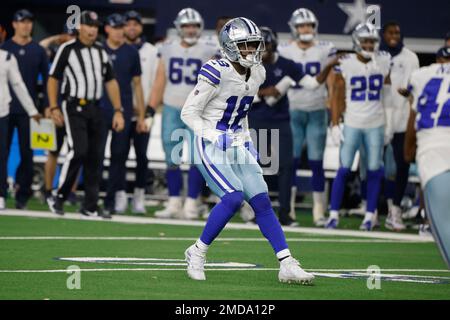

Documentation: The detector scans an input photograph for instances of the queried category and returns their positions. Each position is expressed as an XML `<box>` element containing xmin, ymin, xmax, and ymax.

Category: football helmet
<box><xmin>352</xmin><ymin>23</ymin><xmax>380</xmax><ymax>59</ymax></box>
<box><xmin>173</xmin><ymin>8</ymin><xmax>204</xmax><ymax>45</ymax></box>
<box><xmin>219</xmin><ymin>17</ymin><xmax>265</xmax><ymax>68</ymax></box>
<box><xmin>288</xmin><ymin>8</ymin><xmax>318</xmax><ymax>42</ymax></box>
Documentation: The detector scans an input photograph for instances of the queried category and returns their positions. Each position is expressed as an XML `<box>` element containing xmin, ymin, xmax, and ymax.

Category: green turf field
<box><xmin>1</xmin><ymin>202</ymin><xmax>449</xmax><ymax>300</ymax></box>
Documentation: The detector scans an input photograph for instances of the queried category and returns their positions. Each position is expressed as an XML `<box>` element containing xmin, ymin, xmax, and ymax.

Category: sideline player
<box><xmin>278</xmin><ymin>8</ymin><xmax>337</xmax><ymax>226</ymax></box>
<box><xmin>327</xmin><ymin>23</ymin><xmax>393</xmax><ymax>231</ymax></box>
<box><xmin>147</xmin><ymin>8</ymin><xmax>218</xmax><ymax>219</ymax></box>
<box><xmin>402</xmin><ymin>46</ymin><xmax>450</xmax><ymax>268</ymax></box>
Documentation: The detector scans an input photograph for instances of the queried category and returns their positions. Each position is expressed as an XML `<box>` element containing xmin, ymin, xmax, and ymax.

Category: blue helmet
<box><xmin>219</xmin><ymin>17</ymin><xmax>265</xmax><ymax>68</ymax></box>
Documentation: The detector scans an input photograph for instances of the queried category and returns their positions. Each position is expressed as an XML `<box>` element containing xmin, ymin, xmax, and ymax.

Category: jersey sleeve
<box><xmin>101</xmin><ymin>49</ymin><xmax>116</xmax><ymax>82</ymax></box>
<box><xmin>198</xmin><ymin>60</ymin><xmax>222</xmax><ymax>86</ymax></box>
<box><xmin>49</xmin><ymin>44</ymin><xmax>70</xmax><ymax>80</ymax></box>
<box><xmin>287</xmin><ymin>58</ymin><xmax>304</xmax><ymax>82</ymax></box>
<box><xmin>131</xmin><ymin>47</ymin><xmax>142</xmax><ymax>77</ymax></box>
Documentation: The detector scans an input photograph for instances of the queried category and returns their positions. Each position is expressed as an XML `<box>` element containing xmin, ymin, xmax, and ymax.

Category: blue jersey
<box><xmin>249</xmin><ymin>55</ymin><xmax>304</xmax><ymax>121</ymax></box>
<box><xmin>100</xmin><ymin>42</ymin><xmax>141</xmax><ymax>119</ymax></box>
<box><xmin>1</xmin><ymin>39</ymin><xmax>48</xmax><ymax>114</ymax></box>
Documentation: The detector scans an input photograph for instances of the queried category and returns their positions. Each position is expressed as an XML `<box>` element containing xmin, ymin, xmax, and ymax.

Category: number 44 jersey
<box><xmin>158</xmin><ymin>40</ymin><xmax>218</xmax><ymax>108</ymax></box>
<box><xmin>181</xmin><ymin>58</ymin><xmax>266</xmax><ymax>145</ymax></box>
<box><xmin>336</xmin><ymin>51</ymin><xmax>392</xmax><ymax>129</ymax></box>
<box><xmin>409</xmin><ymin>62</ymin><xmax>450</xmax><ymax>186</ymax></box>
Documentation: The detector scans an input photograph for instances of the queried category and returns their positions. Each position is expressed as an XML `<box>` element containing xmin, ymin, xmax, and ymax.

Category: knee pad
<box><xmin>248</xmin><ymin>192</ymin><xmax>272</xmax><ymax>216</ymax></box>
<box><xmin>221</xmin><ymin>191</ymin><xmax>244</xmax><ymax>212</ymax></box>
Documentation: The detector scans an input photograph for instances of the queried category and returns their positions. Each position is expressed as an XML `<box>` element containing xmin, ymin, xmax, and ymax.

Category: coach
<box><xmin>1</xmin><ymin>9</ymin><xmax>49</xmax><ymax>209</ymax></box>
<box><xmin>46</xmin><ymin>10</ymin><xmax>124</xmax><ymax>217</ymax></box>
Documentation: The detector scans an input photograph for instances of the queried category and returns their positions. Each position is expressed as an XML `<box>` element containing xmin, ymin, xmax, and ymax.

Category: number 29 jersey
<box><xmin>182</xmin><ymin>59</ymin><xmax>266</xmax><ymax>143</ymax></box>
<box><xmin>336</xmin><ymin>52</ymin><xmax>392</xmax><ymax>128</ymax></box>
<box><xmin>158</xmin><ymin>40</ymin><xmax>218</xmax><ymax>108</ymax></box>
<box><xmin>409</xmin><ymin>62</ymin><xmax>450</xmax><ymax>187</ymax></box>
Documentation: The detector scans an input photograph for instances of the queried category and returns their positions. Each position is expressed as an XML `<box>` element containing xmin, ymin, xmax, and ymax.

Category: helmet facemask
<box><xmin>233</xmin><ymin>39</ymin><xmax>265</xmax><ymax>68</ymax></box>
<box><xmin>179</xmin><ymin>23</ymin><xmax>202</xmax><ymax>45</ymax></box>
<box><xmin>355</xmin><ymin>37</ymin><xmax>379</xmax><ymax>59</ymax></box>
<box><xmin>288</xmin><ymin>9</ymin><xmax>319</xmax><ymax>43</ymax></box>
<box><xmin>296</xmin><ymin>23</ymin><xmax>316</xmax><ymax>42</ymax></box>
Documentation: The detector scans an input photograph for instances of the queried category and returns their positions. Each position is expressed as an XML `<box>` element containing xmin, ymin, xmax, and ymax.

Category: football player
<box><xmin>180</xmin><ymin>17</ymin><xmax>337</xmax><ymax>283</ymax></box>
<box><xmin>147</xmin><ymin>8</ymin><xmax>218</xmax><ymax>219</ymax></box>
<box><xmin>278</xmin><ymin>8</ymin><xmax>337</xmax><ymax>226</ymax></box>
<box><xmin>402</xmin><ymin>46</ymin><xmax>450</xmax><ymax>267</ymax></box>
<box><xmin>327</xmin><ymin>23</ymin><xmax>393</xmax><ymax>231</ymax></box>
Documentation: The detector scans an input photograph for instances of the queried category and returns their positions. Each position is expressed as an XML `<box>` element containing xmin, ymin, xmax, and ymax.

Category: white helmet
<box><xmin>288</xmin><ymin>8</ymin><xmax>318</xmax><ymax>42</ymax></box>
<box><xmin>352</xmin><ymin>23</ymin><xmax>380</xmax><ymax>59</ymax></box>
<box><xmin>173</xmin><ymin>8</ymin><xmax>204</xmax><ymax>45</ymax></box>
<box><xmin>219</xmin><ymin>17</ymin><xmax>265</xmax><ymax>68</ymax></box>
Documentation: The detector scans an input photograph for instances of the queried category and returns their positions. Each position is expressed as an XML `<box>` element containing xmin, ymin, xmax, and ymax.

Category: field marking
<box><xmin>0</xmin><ymin>236</ymin><xmax>423</xmax><ymax>243</ymax></box>
<box><xmin>0</xmin><ymin>209</ymin><xmax>433</xmax><ymax>242</ymax></box>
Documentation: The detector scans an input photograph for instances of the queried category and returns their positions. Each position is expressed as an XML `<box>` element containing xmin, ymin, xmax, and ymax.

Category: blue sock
<box><xmin>360</xmin><ymin>179</ymin><xmax>367</xmax><ymax>200</ymax></box>
<box><xmin>249</xmin><ymin>192</ymin><xmax>288</xmax><ymax>253</ymax></box>
<box><xmin>166</xmin><ymin>167</ymin><xmax>183</xmax><ymax>196</ymax></box>
<box><xmin>292</xmin><ymin>157</ymin><xmax>301</xmax><ymax>186</ymax></box>
<box><xmin>330</xmin><ymin>167</ymin><xmax>350</xmax><ymax>211</ymax></box>
<box><xmin>367</xmin><ymin>169</ymin><xmax>383</xmax><ymax>213</ymax></box>
<box><xmin>187</xmin><ymin>166</ymin><xmax>204</xmax><ymax>199</ymax></box>
<box><xmin>308</xmin><ymin>160</ymin><xmax>325</xmax><ymax>192</ymax></box>
<box><xmin>384</xmin><ymin>179</ymin><xmax>395</xmax><ymax>200</ymax></box>
<box><xmin>200</xmin><ymin>191</ymin><xmax>243</xmax><ymax>245</ymax></box>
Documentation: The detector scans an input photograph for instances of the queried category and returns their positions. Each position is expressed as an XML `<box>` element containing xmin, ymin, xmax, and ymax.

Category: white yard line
<box><xmin>0</xmin><ymin>209</ymin><xmax>433</xmax><ymax>242</ymax></box>
<box><xmin>0</xmin><ymin>236</ymin><xmax>424</xmax><ymax>243</ymax></box>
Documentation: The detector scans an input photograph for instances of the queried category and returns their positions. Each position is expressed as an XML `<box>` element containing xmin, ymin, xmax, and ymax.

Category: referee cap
<box><xmin>80</xmin><ymin>10</ymin><xmax>101</xmax><ymax>27</ymax></box>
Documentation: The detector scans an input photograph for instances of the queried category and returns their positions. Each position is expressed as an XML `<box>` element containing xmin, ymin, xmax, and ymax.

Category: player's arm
<box><xmin>404</xmin><ymin>107</ymin><xmax>417</xmax><ymax>163</ymax></box>
<box><xmin>7</xmin><ymin>54</ymin><xmax>41</xmax><ymax>122</ymax></box>
<box><xmin>132</xmin><ymin>75</ymin><xmax>147</xmax><ymax>132</ymax></box>
<box><xmin>180</xmin><ymin>78</ymin><xmax>218</xmax><ymax>141</ymax></box>
<box><xmin>105</xmin><ymin>79</ymin><xmax>124</xmax><ymax>132</ymax></box>
<box><xmin>148</xmin><ymin>58</ymin><xmax>166</xmax><ymax>110</ymax></box>
<box><xmin>329</xmin><ymin>72</ymin><xmax>345</xmax><ymax>145</ymax></box>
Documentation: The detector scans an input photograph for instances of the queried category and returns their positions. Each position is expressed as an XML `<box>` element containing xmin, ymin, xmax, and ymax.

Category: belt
<box><xmin>66</xmin><ymin>97</ymin><xmax>99</xmax><ymax>106</ymax></box>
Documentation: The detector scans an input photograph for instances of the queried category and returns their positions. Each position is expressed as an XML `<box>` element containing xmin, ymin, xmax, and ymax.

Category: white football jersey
<box><xmin>389</xmin><ymin>47</ymin><xmax>420</xmax><ymax>132</ymax></box>
<box><xmin>181</xmin><ymin>58</ymin><xmax>266</xmax><ymax>145</ymax></box>
<box><xmin>278</xmin><ymin>40</ymin><xmax>336</xmax><ymax>111</ymax></box>
<box><xmin>409</xmin><ymin>62</ymin><xmax>450</xmax><ymax>187</ymax></box>
<box><xmin>336</xmin><ymin>51</ymin><xmax>392</xmax><ymax>128</ymax></box>
<box><xmin>158</xmin><ymin>40</ymin><xmax>219</xmax><ymax>108</ymax></box>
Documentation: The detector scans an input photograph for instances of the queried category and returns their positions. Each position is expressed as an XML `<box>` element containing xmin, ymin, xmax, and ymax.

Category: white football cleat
<box><xmin>360</xmin><ymin>212</ymin><xmax>375</xmax><ymax>231</ymax></box>
<box><xmin>185</xmin><ymin>244</ymin><xmax>206</xmax><ymax>281</ymax></box>
<box><xmin>279</xmin><ymin>256</ymin><xmax>314</xmax><ymax>285</ymax></box>
<box><xmin>114</xmin><ymin>190</ymin><xmax>128</xmax><ymax>214</ymax></box>
<box><xmin>348</xmin><ymin>200</ymin><xmax>367</xmax><ymax>216</ymax></box>
<box><xmin>154</xmin><ymin>196</ymin><xmax>183</xmax><ymax>219</ymax></box>
<box><xmin>132</xmin><ymin>188</ymin><xmax>146</xmax><ymax>214</ymax></box>
<box><xmin>182</xmin><ymin>197</ymin><xmax>202</xmax><ymax>220</ymax></box>
<box><xmin>0</xmin><ymin>197</ymin><xmax>5</xmax><ymax>210</ymax></box>
<box><xmin>385</xmin><ymin>205</ymin><xmax>406</xmax><ymax>231</ymax></box>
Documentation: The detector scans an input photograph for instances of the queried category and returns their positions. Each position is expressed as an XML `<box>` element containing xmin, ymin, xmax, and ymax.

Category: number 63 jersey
<box><xmin>409</xmin><ymin>62</ymin><xmax>450</xmax><ymax>187</ymax></box>
<box><xmin>336</xmin><ymin>52</ymin><xmax>392</xmax><ymax>129</ymax></box>
<box><xmin>158</xmin><ymin>40</ymin><xmax>218</xmax><ymax>108</ymax></box>
<box><xmin>181</xmin><ymin>58</ymin><xmax>266</xmax><ymax>145</ymax></box>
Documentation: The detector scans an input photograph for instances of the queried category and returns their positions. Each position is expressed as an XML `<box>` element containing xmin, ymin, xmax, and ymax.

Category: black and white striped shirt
<box><xmin>49</xmin><ymin>38</ymin><xmax>115</xmax><ymax>100</ymax></box>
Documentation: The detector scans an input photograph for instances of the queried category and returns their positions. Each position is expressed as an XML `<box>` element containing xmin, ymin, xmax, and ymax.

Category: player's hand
<box><xmin>328</xmin><ymin>55</ymin><xmax>342</xmax><ymax>67</ymax></box>
<box><xmin>330</xmin><ymin>125</ymin><xmax>343</xmax><ymax>146</ymax></box>
<box><xmin>31</xmin><ymin>113</ymin><xmax>43</xmax><ymax>124</ymax></box>
<box><xmin>50</xmin><ymin>107</ymin><xmax>65</xmax><ymax>127</ymax></box>
<box><xmin>244</xmin><ymin>141</ymin><xmax>259</xmax><ymax>162</ymax></box>
<box><xmin>44</xmin><ymin>107</ymin><xmax>52</xmax><ymax>118</ymax></box>
<box><xmin>136</xmin><ymin>118</ymin><xmax>149</xmax><ymax>134</ymax></box>
<box><xmin>215</xmin><ymin>133</ymin><xmax>233</xmax><ymax>151</ymax></box>
<box><xmin>397</xmin><ymin>87</ymin><xmax>411</xmax><ymax>98</ymax></box>
<box><xmin>112</xmin><ymin>111</ymin><xmax>125</xmax><ymax>132</ymax></box>
<box><xmin>258</xmin><ymin>86</ymin><xmax>280</xmax><ymax>98</ymax></box>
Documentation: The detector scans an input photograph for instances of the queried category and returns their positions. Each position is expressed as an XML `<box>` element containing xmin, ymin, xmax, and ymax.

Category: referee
<box><xmin>47</xmin><ymin>11</ymin><xmax>124</xmax><ymax>217</ymax></box>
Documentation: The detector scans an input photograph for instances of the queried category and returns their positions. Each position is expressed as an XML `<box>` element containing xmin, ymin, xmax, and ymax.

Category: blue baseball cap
<box><xmin>106</xmin><ymin>13</ymin><xmax>125</xmax><ymax>28</ymax></box>
<box><xmin>13</xmin><ymin>9</ymin><xmax>33</xmax><ymax>22</ymax></box>
<box><xmin>124</xmin><ymin>10</ymin><xmax>142</xmax><ymax>24</ymax></box>
<box><xmin>436</xmin><ymin>46</ymin><xmax>450</xmax><ymax>59</ymax></box>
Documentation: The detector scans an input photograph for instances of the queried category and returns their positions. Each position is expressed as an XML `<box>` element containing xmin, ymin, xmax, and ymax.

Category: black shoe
<box><xmin>15</xmin><ymin>200</ymin><xmax>27</xmax><ymax>210</ymax></box>
<box><xmin>80</xmin><ymin>207</ymin><xmax>111</xmax><ymax>219</ymax></box>
<box><xmin>47</xmin><ymin>196</ymin><xmax>64</xmax><ymax>215</ymax></box>
<box><xmin>280</xmin><ymin>217</ymin><xmax>299</xmax><ymax>227</ymax></box>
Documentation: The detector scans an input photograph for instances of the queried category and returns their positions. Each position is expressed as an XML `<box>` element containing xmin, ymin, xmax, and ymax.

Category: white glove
<box><xmin>330</xmin><ymin>125</ymin><xmax>343</xmax><ymax>146</ymax></box>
